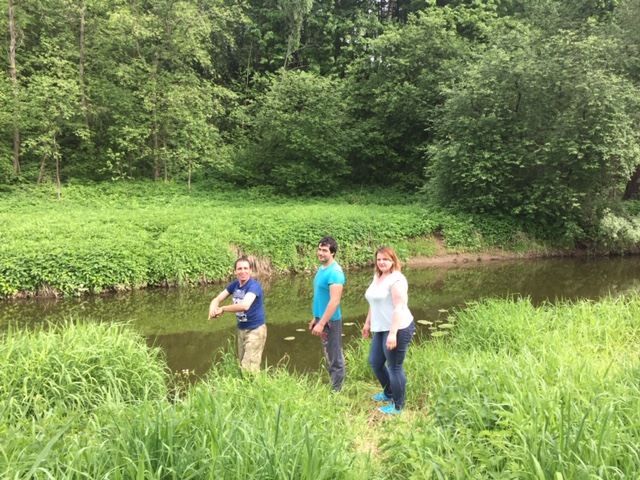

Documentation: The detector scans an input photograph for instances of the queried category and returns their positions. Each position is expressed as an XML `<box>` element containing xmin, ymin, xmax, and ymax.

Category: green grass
<box><xmin>2</xmin><ymin>295</ymin><xmax>640</xmax><ymax>478</ymax></box>
<box><xmin>0</xmin><ymin>323</ymin><xmax>371</xmax><ymax>479</ymax></box>
<box><xmin>385</xmin><ymin>296</ymin><xmax>640</xmax><ymax>478</ymax></box>
<box><xmin>0</xmin><ymin>181</ymin><xmax>546</xmax><ymax>297</ymax></box>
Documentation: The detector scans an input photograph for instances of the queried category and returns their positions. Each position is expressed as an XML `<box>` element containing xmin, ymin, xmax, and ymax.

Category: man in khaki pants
<box><xmin>208</xmin><ymin>257</ymin><xmax>267</xmax><ymax>371</ymax></box>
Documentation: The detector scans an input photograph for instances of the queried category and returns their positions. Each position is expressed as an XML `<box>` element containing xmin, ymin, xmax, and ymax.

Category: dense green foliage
<box><xmin>427</xmin><ymin>27</ymin><xmax>640</xmax><ymax>234</ymax></box>
<box><xmin>2</xmin><ymin>296</ymin><xmax>640</xmax><ymax>477</ymax></box>
<box><xmin>3</xmin><ymin>0</ymin><xmax>640</xmax><ymax>241</ymax></box>
<box><xmin>0</xmin><ymin>183</ymin><xmax>543</xmax><ymax>297</ymax></box>
<box><xmin>234</xmin><ymin>70</ymin><xmax>352</xmax><ymax>195</ymax></box>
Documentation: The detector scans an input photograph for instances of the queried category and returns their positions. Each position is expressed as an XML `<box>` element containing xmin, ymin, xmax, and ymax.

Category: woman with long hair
<box><xmin>362</xmin><ymin>246</ymin><xmax>415</xmax><ymax>414</ymax></box>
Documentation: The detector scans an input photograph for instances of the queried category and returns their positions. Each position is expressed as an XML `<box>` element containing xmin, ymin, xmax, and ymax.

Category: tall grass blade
<box><xmin>24</xmin><ymin>415</ymin><xmax>77</xmax><ymax>480</ymax></box>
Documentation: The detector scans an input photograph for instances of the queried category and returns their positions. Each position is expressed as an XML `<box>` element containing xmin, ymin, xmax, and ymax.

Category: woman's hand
<box><xmin>386</xmin><ymin>332</ymin><xmax>397</xmax><ymax>350</ymax></box>
<box><xmin>362</xmin><ymin>323</ymin><xmax>370</xmax><ymax>339</ymax></box>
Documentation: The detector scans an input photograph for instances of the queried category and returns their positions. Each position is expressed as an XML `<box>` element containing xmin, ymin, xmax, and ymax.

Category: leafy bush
<box><xmin>234</xmin><ymin>70</ymin><xmax>352</xmax><ymax>195</ymax></box>
<box><xmin>597</xmin><ymin>209</ymin><xmax>640</xmax><ymax>253</ymax></box>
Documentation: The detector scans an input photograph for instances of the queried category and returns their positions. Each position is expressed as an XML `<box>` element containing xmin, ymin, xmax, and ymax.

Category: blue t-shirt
<box><xmin>225</xmin><ymin>277</ymin><xmax>266</xmax><ymax>330</ymax></box>
<box><xmin>313</xmin><ymin>261</ymin><xmax>346</xmax><ymax>321</ymax></box>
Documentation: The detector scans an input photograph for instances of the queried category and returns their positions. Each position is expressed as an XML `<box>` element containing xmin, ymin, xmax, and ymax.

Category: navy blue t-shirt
<box><xmin>225</xmin><ymin>277</ymin><xmax>266</xmax><ymax>330</ymax></box>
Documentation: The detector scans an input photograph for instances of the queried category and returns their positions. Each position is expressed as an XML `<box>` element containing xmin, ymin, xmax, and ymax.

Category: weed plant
<box><xmin>0</xmin><ymin>182</ymin><xmax>544</xmax><ymax>297</ymax></box>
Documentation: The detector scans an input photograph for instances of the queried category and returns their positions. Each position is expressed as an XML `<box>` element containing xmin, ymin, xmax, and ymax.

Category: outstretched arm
<box><xmin>218</xmin><ymin>293</ymin><xmax>257</xmax><ymax>314</ymax></box>
<box><xmin>208</xmin><ymin>290</ymin><xmax>230</xmax><ymax>319</ymax></box>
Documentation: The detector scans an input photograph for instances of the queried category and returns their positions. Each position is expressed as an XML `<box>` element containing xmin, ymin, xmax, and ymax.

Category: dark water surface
<box><xmin>2</xmin><ymin>257</ymin><xmax>639</xmax><ymax>378</ymax></box>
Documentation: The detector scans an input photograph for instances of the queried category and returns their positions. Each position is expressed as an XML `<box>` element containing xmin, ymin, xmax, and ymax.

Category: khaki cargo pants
<box><xmin>237</xmin><ymin>324</ymin><xmax>267</xmax><ymax>371</ymax></box>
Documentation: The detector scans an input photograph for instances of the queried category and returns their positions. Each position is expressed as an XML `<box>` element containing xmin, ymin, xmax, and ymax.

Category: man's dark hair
<box><xmin>318</xmin><ymin>235</ymin><xmax>339</xmax><ymax>255</ymax></box>
<box><xmin>234</xmin><ymin>256</ymin><xmax>252</xmax><ymax>269</ymax></box>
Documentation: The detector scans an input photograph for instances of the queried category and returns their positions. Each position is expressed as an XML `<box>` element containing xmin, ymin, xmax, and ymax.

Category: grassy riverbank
<box><xmin>2</xmin><ymin>295</ymin><xmax>639</xmax><ymax>478</ymax></box>
<box><xmin>0</xmin><ymin>182</ymin><xmax>549</xmax><ymax>298</ymax></box>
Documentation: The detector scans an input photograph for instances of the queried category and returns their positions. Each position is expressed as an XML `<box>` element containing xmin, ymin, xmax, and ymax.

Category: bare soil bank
<box><xmin>405</xmin><ymin>238</ymin><xmax>582</xmax><ymax>268</ymax></box>
<box><xmin>408</xmin><ymin>251</ymin><xmax>544</xmax><ymax>267</ymax></box>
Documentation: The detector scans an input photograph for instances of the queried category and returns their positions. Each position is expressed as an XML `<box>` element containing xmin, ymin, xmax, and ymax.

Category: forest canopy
<box><xmin>2</xmin><ymin>0</ymin><xmax>640</xmax><ymax>241</ymax></box>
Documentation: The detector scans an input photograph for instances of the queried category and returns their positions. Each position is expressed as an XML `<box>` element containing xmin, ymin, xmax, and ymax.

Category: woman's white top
<box><xmin>365</xmin><ymin>270</ymin><xmax>414</xmax><ymax>332</ymax></box>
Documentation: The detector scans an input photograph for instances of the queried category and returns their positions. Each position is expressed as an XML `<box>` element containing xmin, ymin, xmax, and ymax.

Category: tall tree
<box><xmin>345</xmin><ymin>4</ymin><xmax>479</xmax><ymax>189</ymax></box>
<box><xmin>427</xmin><ymin>26</ymin><xmax>640</xmax><ymax>233</ymax></box>
<box><xmin>8</xmin><ymin>0</ymin><xmax>20</xmax><ymax>174</ymax></box>
<box><xmin>12</xmin><ymin>0</ymin><xmax>85</xmax><ymax>190</ymax></box>
<box><xmin>613</xmin><ymin>0</ymin><xmax>640</xmax><ymax>199</ymax></box>
<box><xmin>281</xmin><ymin>0</ymin><xmax>313</xmax><ymax>68</ymax></box>
<box><xmin>85</xmin><ymin>0</ymin><xmax>241</xmax><ymax>181</ymax></box>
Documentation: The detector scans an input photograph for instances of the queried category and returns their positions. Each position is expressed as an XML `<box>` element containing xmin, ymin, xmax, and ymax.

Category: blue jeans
<box><xmin>368</xmin><ymin>321</ymin><xmax>415</xmax><ymax>409</ymax></box>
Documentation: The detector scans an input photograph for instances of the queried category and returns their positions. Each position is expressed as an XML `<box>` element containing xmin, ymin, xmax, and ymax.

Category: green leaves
<box><xmin>236</xmin><ymin>70</ymin><xmax>351</xmax><ymax>195</ymax></box>
<box><xmin>0</xmin><ymin>182</ymin><xmax>528</xmax><ymax>296</ymax></box>
<box><xmin>427</xmin><ymin>25</ymin><xmax>640</xmax><ymax>234</ymax></box>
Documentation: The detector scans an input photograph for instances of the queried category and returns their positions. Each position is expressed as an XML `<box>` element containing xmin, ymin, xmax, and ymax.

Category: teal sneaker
<box><xmin>371</xmin><ymin>392</ymin><xmax>392</xmax><ymax>402</ymax></box>
<box><xmin>379</xmin><ymin>403</ymin><xmax>403</xmax><ymax>415</ymax></box>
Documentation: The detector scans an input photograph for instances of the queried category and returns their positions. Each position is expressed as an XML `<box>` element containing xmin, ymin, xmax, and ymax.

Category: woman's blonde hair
<box><xmin>374</xmin><ymin>246</ymin><xmax>401</xmax><ymax>277</ymax></box>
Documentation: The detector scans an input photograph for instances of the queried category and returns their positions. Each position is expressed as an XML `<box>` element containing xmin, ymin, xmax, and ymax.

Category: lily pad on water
<box><xmin>284</xmin><ymin>337</ymin><xmax>295</xmax><ymax>341</ymax></box>
<box><xmin>438</xmin><ymin>323</ymin><xmax>455</xmax><ymax>329</ymax></box>
<box><xmin>438</xmin><ymin>309</ymin><xmax>448</xmax><ymax>313</ymax></box>
<box><xmin>343</xmin><ymin>322</ymin><xmax>355</xmax><ymax>326</ymax></box>
<box><xmin>417</xmin><ymin>320</ymin><xmax>433</xmax><ymax>325</ymax></box>
<box><xmin>431</xmin><ymin>331</ymin><xmax>449</xmax><ymax>337</ymax></box>
<box><xmin>296</xmin><ymin>329</ymin><xmax>305</xmax><ymax>332</ymax></box>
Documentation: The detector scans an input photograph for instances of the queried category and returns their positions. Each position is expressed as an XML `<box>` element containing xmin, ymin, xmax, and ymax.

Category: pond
<box><xmin>1</xmin><ymin>256</ymin><xmax>639</xmax><ymax>379</ymax></box>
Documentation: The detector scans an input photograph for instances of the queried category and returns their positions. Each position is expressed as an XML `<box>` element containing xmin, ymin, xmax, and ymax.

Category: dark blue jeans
<box><xmin>314</xmin><ymin>318</ymin><xmax>345</xmax><ymax>391</ymax></box>
<box><xmin>368</xmin><ymin>321</ymin><xmax>415</xmax><ymax>409</ymax></box>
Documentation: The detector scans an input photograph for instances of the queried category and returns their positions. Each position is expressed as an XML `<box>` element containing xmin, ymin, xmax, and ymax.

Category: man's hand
<box><xmin>208</xmin><ymin>306</ymin><xmax>223</xmax><ymax>320</ymax></box>
<box><xmin>310</xmin><ymin>318</ymin><xmax>325</xmax><ymax>336</ymax></box>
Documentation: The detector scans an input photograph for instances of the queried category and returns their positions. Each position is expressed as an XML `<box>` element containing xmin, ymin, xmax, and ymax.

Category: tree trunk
<box><xmin>38</xmin><ymin>153</ymin><xmax>47</xmax><ymax>184</ymax></box>
<box><xmin>623</xmin><ymin>163</ymin><xmax>640</xmax><ymax>200</ymax></box>
<box><xmin>9</xmin><ymin>0</ymin><xmax>20</xmax><ymax>173</ymax></box>
<box><xmin>245</xmin><ymin>43</ymin><xmax>252</xmax><ymax>90</ymax></box>
<box><xmin>54</xmin><ymin>132</ymin><xmax>61</xmax><ymax>201</ymax></box>
<box><xmin>79</xmin><ymin>2</ymin><xmax>89</xmax><ymax>127</ymax></box>
<box><xmin>151</xmin><ymin>59</ymin><xmax>159</xmax><ymax>180</ymax></box>
<box><xmin>163</xmin><ymin>135</ymin><xmax>168</xmax><ymax>183</ymax></box>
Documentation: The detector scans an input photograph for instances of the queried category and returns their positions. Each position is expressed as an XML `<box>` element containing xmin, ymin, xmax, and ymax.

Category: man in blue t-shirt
<box><xmin>208</xmin><ymin>257</ymin><xmax>267</xmax><ymax>371</ymax></box>
<box><xmin>309</xmin><ymin>235</ymin><xmax>346</xmax><ymax>391</ymax></box>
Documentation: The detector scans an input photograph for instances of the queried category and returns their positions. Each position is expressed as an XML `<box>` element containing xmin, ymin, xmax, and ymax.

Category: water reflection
<box><xmin>2</xmin><ymin>257</ymin><xmax>639</xmax><ymax>376</ymax></box>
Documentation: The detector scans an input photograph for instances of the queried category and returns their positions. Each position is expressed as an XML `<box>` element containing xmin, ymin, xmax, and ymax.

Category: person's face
<box><xmin>317</xmin><ymin>244</ymin><xmax>334</xmax><ymax>265</ymax></box>
<box><xmin>376</xmin><ymin>253</ymin><xmax>393</xmax><ymax>274</ymax></box>
<box><xmin>235</xmin><ymin>261</ymin><xmax>252</xmax><ymax>283</ymax></box>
